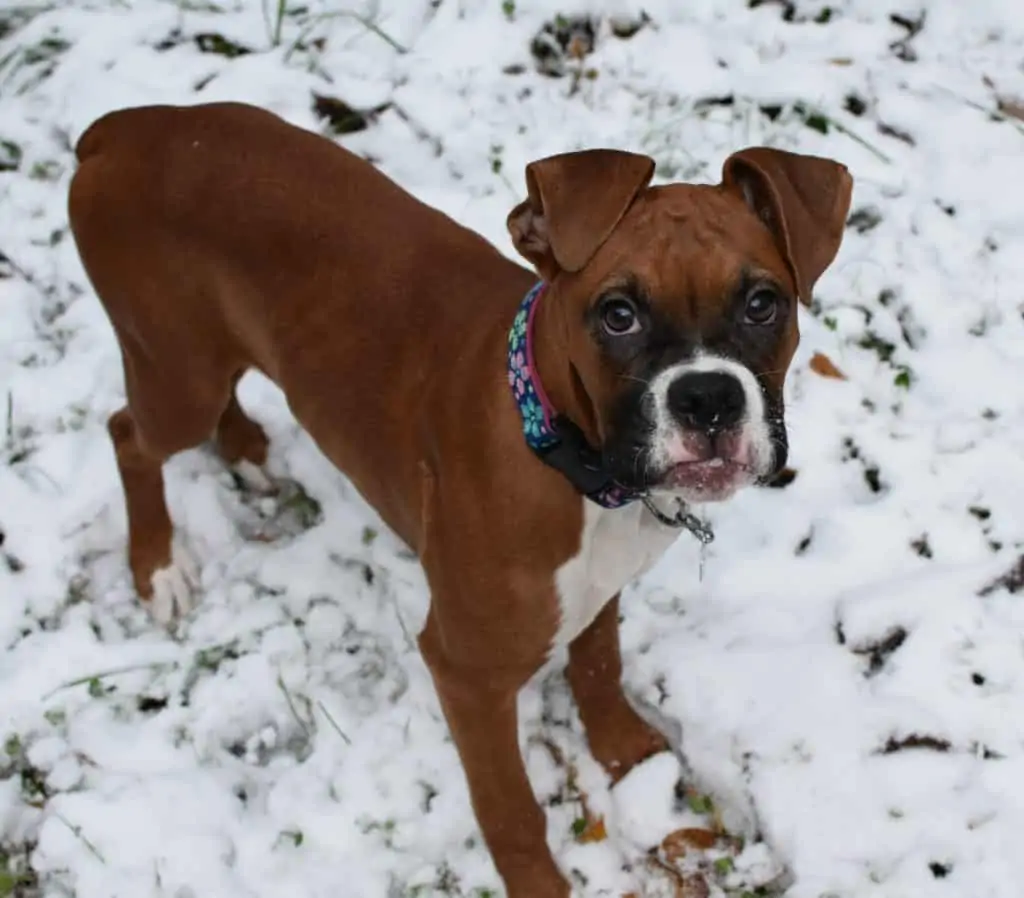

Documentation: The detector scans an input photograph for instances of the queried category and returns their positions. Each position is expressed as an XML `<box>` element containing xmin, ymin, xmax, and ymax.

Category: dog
<box><xmin>67</xmin><ymin>101</ymin><xmax>852</xmax><ymax>897</ymax></box>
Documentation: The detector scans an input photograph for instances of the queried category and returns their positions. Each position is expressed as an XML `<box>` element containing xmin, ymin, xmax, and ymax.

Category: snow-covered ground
<box><xmin>2</xmin><ymin>0</ymin><xmax>1024</xmax><ymax>895</ymax></box>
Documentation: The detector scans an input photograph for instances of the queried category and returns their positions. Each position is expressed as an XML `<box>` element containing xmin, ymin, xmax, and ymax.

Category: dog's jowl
<box><xmin>68</xmin><ymin>102</ymin><xmax>851</xmax><ymax>898</ymax></box>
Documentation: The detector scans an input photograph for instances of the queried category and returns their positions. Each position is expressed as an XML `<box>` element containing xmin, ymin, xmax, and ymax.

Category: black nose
<box><xmin>667</xmin><ymin>371</ymin><xmax>746</xmax><ymax>432</ymax></box>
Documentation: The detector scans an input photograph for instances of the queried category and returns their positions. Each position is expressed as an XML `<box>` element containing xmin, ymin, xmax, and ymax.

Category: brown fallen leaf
<box><xmin>661</xmin><ymin>827</ymin><xmax>720</xmax><ymax>861</ymax></box>
<box><xmin>809</xmin><ymin>351</ymin><xmax>847</xmax><ymax>380</ymax></box>
<box><xmin>676</xmin><ymin>874</ymin><xmax>711</xmax><ymax>898</ymax></box>
<box><xmin>645</xmin><ymin>854</ymin><xmax>713</xmax><ymax>898</ymax></box>
<box><xmin>576</xmin><ymin>815</ymin><xmax>608</xmax><ymax>844</ymax></box>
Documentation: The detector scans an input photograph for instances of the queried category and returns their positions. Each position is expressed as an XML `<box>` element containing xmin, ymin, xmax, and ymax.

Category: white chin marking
<box><xmin>666</xmin><ymin>479</ymin><xmax>743</xmax><ymax>505</ymax></box>
<box><xmin>646</xmin><ymin>353</ymin><xmax>774</xmax><ymax>478</ymax></box>
<box><xmin>149</xmin><ymin>542</ymin><xmax>200</xmax><ymax>625</ymax></box>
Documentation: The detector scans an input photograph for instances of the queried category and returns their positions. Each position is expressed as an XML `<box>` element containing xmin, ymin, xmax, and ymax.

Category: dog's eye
<box><xmin>744</xmin><ymin>288</ymin><xmax>778</xmax><ymax>325</ymax></box>
<box><xmin>600</xmin><ymin>297</ymin><xmax>641</xmax><ymax>336</ymax></box>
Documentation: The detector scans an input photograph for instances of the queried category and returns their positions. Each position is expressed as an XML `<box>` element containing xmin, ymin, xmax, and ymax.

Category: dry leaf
<box><xmin>645</xmin><ymin>856</ymin><xmax>712</xmax><ymax>898</ymax></box>
<box><xmin>576</xmin><ymin>815</ymin><xmax>608</xmax><ymax>844</ymax></box>
<box><xmin>676</xmin><ymin>874</ymin><xmax>711</xmax><ymax>898</ymax></box>
<box><xmin>828</xmin><ymin>57</ymin><xmax>853</xmax><ymax>66</ymax></box>
<box><xmin>567</xmin><ymin>35</ymin><xmax>590</xmax><ymax>61</ymax></box>
<box><xmin>809</xmin><ymin>351</ymin><xmax>847</xmax><ymax>380</ymax></box>
<box><xmin>661</xmin><ymin>827</ymin><xmax>719</xmax><ymax>861</ymax></box>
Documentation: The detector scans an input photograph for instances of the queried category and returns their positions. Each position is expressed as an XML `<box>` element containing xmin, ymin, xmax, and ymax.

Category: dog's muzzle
<box><xmin>645</xmin><ymin>355</ymin><xmax>775</xmax><ymax>502</ymax></box>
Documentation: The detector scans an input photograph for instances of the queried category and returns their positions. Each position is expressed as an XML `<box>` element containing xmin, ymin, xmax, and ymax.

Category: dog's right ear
<box><xmin>507</xmin><ymin>149</ymin><xmax>655</xmax><ymax>281</ymax></box>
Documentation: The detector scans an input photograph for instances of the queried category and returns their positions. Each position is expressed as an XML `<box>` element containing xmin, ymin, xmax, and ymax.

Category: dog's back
<box><xmin>68</xmin><ymin>102</ymin><xmax>532</xmax><ymax>556</ymax></box>
<box><xmin>70</xmin><ymin>101</ymin><xmax>526</xmax><ymax>389</ymax></box>
<box><xmin>72</xmin><ymin>103</ymin><xmax>438</xmax><ymax>378</ymax></box>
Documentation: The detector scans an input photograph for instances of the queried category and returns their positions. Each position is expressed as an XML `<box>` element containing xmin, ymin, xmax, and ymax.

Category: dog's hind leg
<box><xmin>107</xmin><ymin>407</ymin><xmax>198</xmax><ymax>624</ymax></box>
<box><xmin>108</xmin><ymin>353</ymin><xmax>232</xmax><ymax>624</ymax></box>
<box><xmin>214</xmin><ymin>372</ymin><xmax>274</xmax><ymax>492</ymax></box>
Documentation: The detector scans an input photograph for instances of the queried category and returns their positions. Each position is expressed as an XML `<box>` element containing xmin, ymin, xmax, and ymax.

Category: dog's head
<box><xmin>507</xmin><ymin>146</ymin><xmax>852</xmax><ymax>503</ymax></box>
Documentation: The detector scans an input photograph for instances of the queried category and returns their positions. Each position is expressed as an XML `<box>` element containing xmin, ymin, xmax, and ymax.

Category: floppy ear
<box><xmin>507</xmin><ymin>149</ymin><xmax>655</xmax><ymax>280</ymax></box>
<box><xmin>722</xmin><ymin>147</ymin><xmax>853</xmax><ymax>305</ymax></box>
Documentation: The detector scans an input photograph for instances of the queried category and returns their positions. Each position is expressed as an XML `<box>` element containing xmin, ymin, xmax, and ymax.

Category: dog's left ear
<box><xmin>722</xmin><ymin>147</ymin><xmax>853</xmax><ymax>305</ymax></box>
<box><xmin>507</xmin><ymin>149</ymin><xmax>655</xmax><ymax>280</ymax></box>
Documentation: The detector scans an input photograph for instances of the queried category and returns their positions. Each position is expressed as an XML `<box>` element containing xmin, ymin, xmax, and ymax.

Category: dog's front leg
<box><xmin>567</xmin><ymin>595</ymin><xmax>669</xmax><ymax>783</ymax></box>
<box><xmin>419</xmin><ymin>613</ymin><xmax>570</xmax><ymax>898</ymax></box>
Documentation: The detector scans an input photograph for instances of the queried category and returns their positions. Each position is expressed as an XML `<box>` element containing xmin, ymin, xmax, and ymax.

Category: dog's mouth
<box><xmin>660</xmin><ymin>456</ymin><xmax>755</xmax><ymax>501</ymax></box>
<box><xmin>646</xmin><ymin>426</ymin><xmax>764</xmax><ymax>502</ymax></box>
<box><xmin>604</xmin><ymin>394</ymin><xmax>784</xmax><ymax>503</ymax></box>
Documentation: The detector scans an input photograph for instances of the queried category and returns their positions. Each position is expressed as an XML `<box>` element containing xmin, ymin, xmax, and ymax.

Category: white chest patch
<box><xmin>550</xmin><ymin>500</ymin><xmax>681</xmax><ymax>652</ymax></box>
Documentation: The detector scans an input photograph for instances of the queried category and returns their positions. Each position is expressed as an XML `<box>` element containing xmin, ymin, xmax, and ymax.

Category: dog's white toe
<box><xmin>233</xmin><ymin>459</ymin><xmax>276</xmax><ymax>493</ymax></box>
<box><xmin>148</xmin><ymin>544</ymin><xmax>200</xmax><ymax>625</ymax></box>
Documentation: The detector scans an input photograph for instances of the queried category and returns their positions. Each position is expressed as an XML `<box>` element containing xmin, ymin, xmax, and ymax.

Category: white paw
<box><xmin>148</xmin><ymin>543</ymin><xmax>200</xmax><ymax>625</ymax></box>
<box><xmin>612</xmin><ymin>751</ymin><xmax>691</xmax><ymax>850</ymax></box>
<box><xmin>233</xmin><ymin>459</ymin><xmax>276</xmax><ymax>493</ymax></box>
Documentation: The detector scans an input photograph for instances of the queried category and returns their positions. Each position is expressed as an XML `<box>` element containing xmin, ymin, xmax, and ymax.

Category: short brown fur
<box><xmin>68</xmin><ymin>101</ymin><xmax>851</xmax><ymax>897</ymax></box>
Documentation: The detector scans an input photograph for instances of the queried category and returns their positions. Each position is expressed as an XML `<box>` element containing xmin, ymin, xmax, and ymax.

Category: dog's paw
<box><xmin>610</xmin><ymin>752</ymin><xmax>790</xmax><ymax>897</ymax></box>
<box><xmin>611</xmin><ymin>751</ymin><xmax>691</xmax><ymax>851</ymax></box>
<box><xmin>148</xmin><ymin>542</ymin><xmax>200</xmax><ymax>625</ymax></box>
<box><xmin>232</xmin><ymin>459</ymin><xmax>277</xmax><ymax>494</ymax></box>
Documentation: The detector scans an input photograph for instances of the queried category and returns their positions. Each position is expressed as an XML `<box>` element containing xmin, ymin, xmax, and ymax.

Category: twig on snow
<box><xmin>317</xmin><ymin>700</ymin><xmax>352</xmax><ymax>745</ymax></box>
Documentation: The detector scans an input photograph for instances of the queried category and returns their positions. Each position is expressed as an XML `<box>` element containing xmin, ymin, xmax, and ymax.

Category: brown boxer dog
<box><xmin>67</xmin><ymin>102</ymin><xmax>851</xmax><ymax>897</ymax></box>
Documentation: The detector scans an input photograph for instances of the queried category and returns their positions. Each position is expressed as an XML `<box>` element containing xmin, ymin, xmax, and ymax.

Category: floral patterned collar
<box><xmin>507</xmin><ymin>282</ymin><xmax>635</xmax><ymax>509</ymax></box>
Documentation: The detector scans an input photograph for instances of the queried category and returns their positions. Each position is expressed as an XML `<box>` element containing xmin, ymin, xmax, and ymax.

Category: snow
<box><xmin>2</xmin><ymin>0</ymin><xmax>1024</xmax><ymax>895</ymax></box>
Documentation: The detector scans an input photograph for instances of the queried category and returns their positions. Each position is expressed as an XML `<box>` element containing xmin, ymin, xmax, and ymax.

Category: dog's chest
<box><xmin>551</xmin><ymin>501</ymin><xmax>678</xmax><ymax>650</ymax></box>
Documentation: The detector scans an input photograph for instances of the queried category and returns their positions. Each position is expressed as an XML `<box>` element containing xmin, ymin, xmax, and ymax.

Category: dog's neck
<box><xmin>508</xmin><ymin>282</ymin><xmax>636</xmax><ymax>509</ymax></box>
